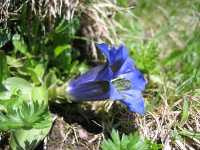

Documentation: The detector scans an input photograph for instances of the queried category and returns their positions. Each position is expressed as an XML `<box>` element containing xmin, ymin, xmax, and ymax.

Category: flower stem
<box><xmin>48</xmin><ymin>83</ymin><xmax>72</xmax><ymax>103</ymax></box>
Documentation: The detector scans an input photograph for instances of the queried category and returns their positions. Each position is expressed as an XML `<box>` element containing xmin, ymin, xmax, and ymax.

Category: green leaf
<box><xmin>44</xmin><ymin>71</ymin><xmax>58</xmax><ymax>88</ymax></box>
<box><xmin>111</xmin><ymin>130</ymin><xmax>121</xmax><ymax>148</ymax></box>
<box><xmin>2</xmin><ymin>77</ymin><xmax>32</xmax><ymax>100</ymax></box>
<box><xmin>54</xmin><ymin>45</ymin><xmax>71</xmax><ymax>57</ymax></box>
<box><xmin>127</xmin><ymin>133</ymin><xmax>143</xmax><ymax>150</ymax></box>
<box><xmin>101</xmin><ymin>130</ymin><xmax>161</xmax><ymax>150</ymax></box>
<box><xmin>162</xmin><ymin>50</ymin><xmax>186</xmax><ymax>65</ymax></box>
<box><xmin>0</xmin><ymin>85</ymin><xmax>11</xmax><ymax>100</ymax></box>
<box><xmin>31</xmin><ymin>86</ymin><xmax>48</xmax><ymax>104</ymax></box>
<box><xmin>34</xmin><ymin>64</ymin><xmax>45</xmax><ymax>81</ymax></box>
<box><xmin>178</xmin><ymin>128</ymin><xmax>200</xmax><ymax>140</ymax></box>
<box><xmin>10</xmin><ymin>126</ymin><xmax>51</xmax><ymax>150</ymax></box>
<box><xmin>0</xmin><ymin>100</ymin><xmax>51</xmax><ymax>130</ymax></box>
<box><xmin>180</xmin><ymin>97</ymin><xmax>189</xmax><ymax>126</ymax></box>
<box><xmin>120</xmin><ymin>134</ymin><xmax>129</xmax><ymax>149</ymax></box>
<box><xmin>6</xmin><ymin>56</ymin><xmax>23</xmax><ymax>68</ymax></box>
<box><xmin>0</xmin><ymin>52</ymin><xmax>8</xmax><ymax>83</ymax></box>
<box><xmin>130</xmin><ymin>41</ymin><xmax>159</xmax><ymax>74</ymax></box>
<box><xmin>26</xmin><ymin>64</ymin><xmax>45</xmax><ymax>84</ymax></box>
<box><xmin>7</xmin><ymin>99</ymin><xmax>52</xmax><ymax>150</ymax></box>
<box><xmin>12</xmin><ymin>34</ymin><xmax>28</xmax><ymax>55</ymax></box>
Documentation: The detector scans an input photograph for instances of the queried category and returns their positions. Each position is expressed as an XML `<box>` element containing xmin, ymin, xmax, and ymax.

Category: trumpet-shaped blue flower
<box><xmin>67</xmin><ymin>43</ymin><xmax>147</xmax><ymax>114</ymax></box>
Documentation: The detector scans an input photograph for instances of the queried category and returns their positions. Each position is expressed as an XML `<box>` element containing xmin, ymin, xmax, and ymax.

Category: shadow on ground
<box><xmin>44</xmin><ymin>102</ymin><xmax>138</xmax><ymax>150</ymax></box>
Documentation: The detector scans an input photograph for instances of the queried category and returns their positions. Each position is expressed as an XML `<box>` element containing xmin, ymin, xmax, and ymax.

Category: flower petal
<box><xmin>120</xmin><ymin>90</ymin><xmax>145</xmax><ymax>115</ymax></box>
<box><xmin>109</xmin><ymin>84</ymin><xmax>123</xmax><ymax>100</ymax></box>
<box><xmin>95</xmin><ymin>65</ymin><xmax>113</xmax><ymax>81</ymax></box>
<box><xmin>69</xmin><ymin>64</ymin><xmax>112</xmax><ymax>87</ymax></box>
<box><xmin>114</xmin><ymin>57</ymin><xmax>135</xmax><ymax>76</ymax></box>
<box><xmin>115</xmin><ymin>44</ymin><xmax>129</xmax><ymax>63</ymax></box>
<box><xmin>97</xmin><ymin>44</ymin><xmax>129</xmax><ymax>67</ymax></box>
<box><xmin>97</xmin><ymin>43</ymin><xmax>111</xmax><ymax>63</ymax></box>
<box><xmin>68</xmin><ymin>81</ymin><xmax>110</xmax><ymax>101</ymax></box>
<box><xmin>117</xmin><ymin>69</ymin><xmax>147</xmax><ymax>91</ymax></box>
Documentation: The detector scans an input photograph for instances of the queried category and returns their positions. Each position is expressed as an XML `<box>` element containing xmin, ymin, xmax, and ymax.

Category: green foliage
<box><xmin>0</xmin><ymin>52</ymin><xmax>8</xmax><ymax>83</ymax></box>
<box><xmin>2</xmin><ymin>77</ymin><xmax>32</xmax><ymax>94</ymax></box>
<box><xmin>162</xmin><ymin>29</ymin><xmax>200</xmax><ymax>92</ymax></box>
<box><xmin>10</xmin><ymin>126</ymin><xmax>51</xmax><ymax>150</ymax></box>
<box><xmin>116</xmin><ymin>0</ymin><xmax>200</xmax><ymax>93</ymax></box>
<box><xmin>12</xmin><ymin>34</ymin><xmax>28</xmax><ymax>56</ymax></box>
<box><xmin>130</xmin><ymin>40</ymin><xmax>159</xmax><ymax>74</ymax></box>
<box><xmin>180</xmin><ymin>97</ymin><xmax>189</xmax><ymax>126</ymax></box>
<box><xmin>0</xmin><ymin>3</ymin><xmax>87</xmax><ymax>148</ymax></box>
<box><xmin>101</xmin><ymin>130</ymin><xmax>161</xmax><ymax>150</ymax></box>
<box><xmin>0</xmin><ymin>77</ymin><xmax>52</xmax><ymax>149</ymax></box>
<box><xmin>0</xmin><ymin>100</ymin><xmax>51</xmax><ymax>130</ymax></box>
<box><xmin>5</xmin><ymin>3</ymin><xmax>85</xmax><ymax>80</ymax></box>
<box><xmin>0</xmin><ymin>4</ymin><xmax>85</xmax><ymax>148</ymax></box>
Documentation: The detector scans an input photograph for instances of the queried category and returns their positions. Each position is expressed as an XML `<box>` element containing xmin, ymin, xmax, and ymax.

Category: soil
<box><xmin>45</xmin><ymin>102</ymin><xmax>104</xmax><ymax>150</ymax></box>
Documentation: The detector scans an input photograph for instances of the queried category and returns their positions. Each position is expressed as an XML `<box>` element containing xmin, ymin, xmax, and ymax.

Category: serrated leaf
<box><xmin>121</xmin><ymin>134</ymin><xmax>129</xmax><ymax>149</ymax></box>
<box><xmin>111</xmin><ymin>130</ymin><xmax>121</xmax><ymax>148</ymax></box>
<box><xmin>10</xmin><ymin>125</ymin><xmax>51</xmax><ymax>150</ymax></box>
<box><xmin>0</xmin><ymin>100</ymin><xmax>51</xmax><ymax>131</ymax></box>
<box><xmin>101</xmin><ymin>130</ymin><xmax>161</xmax><ymax>150</ymax></box>
<box><xmin>31</xmin><ymin>86</ymin><xmax>48</xmax><ymax>104</ymax></box>
<box><xmin>2</xmin><ymin>77</ymin><xmax>32</xmax><ymax>100</ymax></box>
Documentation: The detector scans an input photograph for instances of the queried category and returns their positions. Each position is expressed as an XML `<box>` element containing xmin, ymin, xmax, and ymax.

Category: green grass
<box><xmin>114</xmin><ymin>0</ymin><xmax>200</xmax><ymax>149</ymax></box>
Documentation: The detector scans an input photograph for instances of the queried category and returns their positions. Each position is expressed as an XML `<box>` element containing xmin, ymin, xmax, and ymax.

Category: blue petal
<box><xmin>97</xmin><ymin>44</ymin><xmax>129</xmax><ymax>66</ymax></box>
<box><xmin>69</xmin><ymin>64</ymin><xmax>112</xmax><ymax>87</ymax></box>
<box><xmin>120</xmin><ymin>90</ymin><xmax>145</xmax><ymax>115</ymax></box>
<box><xmin>68</xmin><ymin>81</ymin><xmax>110</xmax><ymax>101</ymax></box>
<box><xmin>96</xmin><ymin>65</ymin><xmax>113</xmax><ymax>81</ymax></box>
<box><xmin>109</xmin><ymin>46</ymin><xmax>118</xmax><ymax>64</ymax></box>
<box><xmin>116</xmin><ymin>44</ymin><xmax>129</xmax><ymax>62</ymax></box>
<box><xmin>109</xmin><ymin>84</ymin><xmax>123</xmax><ymax>100</ymax></box>
<box><xmin>114</xmin><ymin>57</ymin><xmax>135</xmax><ymax>76</ymax></box>
<box><xmin>97</xmin><ymin>43</ymin><xmax>111</xmax><ymax>63</ymax></box>
<box><xmin>109</xmin><ymin>44</ymin><xmax>128</xmax><ymax>64</ymax></box>
<box><xmin>117</xmin><ymin>69</ymin><xmax>147</xmax><ymax>91</ymax></box>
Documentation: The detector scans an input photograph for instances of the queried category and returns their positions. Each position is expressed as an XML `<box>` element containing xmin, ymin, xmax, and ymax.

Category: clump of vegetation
<box><xmin>101</xmin><ymin>130</ymin><xmax>161</xmax><ymax>150</ymax></box>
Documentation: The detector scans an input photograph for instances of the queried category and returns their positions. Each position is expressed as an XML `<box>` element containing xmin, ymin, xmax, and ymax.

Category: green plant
<box><xmin>101</xmin><ymin>130</ymin><xmax>161</xmax><ymax>150</ymax></box>
<box><xmin>0</xmin><ymin>76</ymin><xmax>52</xmax><ymax>150</ymax></box>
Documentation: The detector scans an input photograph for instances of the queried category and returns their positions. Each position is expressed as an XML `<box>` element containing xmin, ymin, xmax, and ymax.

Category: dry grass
<box><xmin>136</xmin><ymin>94</ymin><xmax>200</xmax><ymax>149</ymax></box>
<box><xmin>0</xmin><ymin>0</ymin><xmax>79</xmax><ymax>21</ymax></box>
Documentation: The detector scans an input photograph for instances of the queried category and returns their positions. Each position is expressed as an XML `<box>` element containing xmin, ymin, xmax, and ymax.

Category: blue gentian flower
<box><xmin>67</xmin><ymin>43</ymin><xmax>147</xmax><ymax>114</ymax></box>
